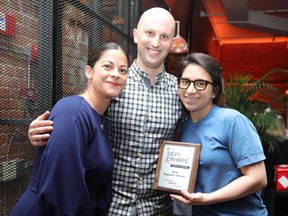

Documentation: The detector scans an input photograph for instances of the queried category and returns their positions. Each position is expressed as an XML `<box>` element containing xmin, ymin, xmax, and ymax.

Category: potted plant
<box><xmin>224</xmin><ymin>69</ymin><xmax>288</xmax><ymax>154</ymax></box>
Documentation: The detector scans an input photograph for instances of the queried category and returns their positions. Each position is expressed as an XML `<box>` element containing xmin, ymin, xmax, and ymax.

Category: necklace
<box><xmin>82</xmin><ymin>90</ymin><xmax>106</xmax><ymax>130</ymax></box>
<box><xmin>99</xmin><ymin>113</ymin><xmax>104</xmax><ymax>131</ymax></box>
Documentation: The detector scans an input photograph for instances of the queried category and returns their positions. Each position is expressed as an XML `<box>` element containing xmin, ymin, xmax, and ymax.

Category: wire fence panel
<box><xmin>0</xmin><ymin>0</ymin><xmax>138</xmax><ymax>215</ymax></box>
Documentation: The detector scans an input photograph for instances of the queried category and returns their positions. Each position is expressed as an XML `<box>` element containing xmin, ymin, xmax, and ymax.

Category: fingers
<box><xmin>31</xmin><ymin>139</ymin><xmax>48</xmax><ymax>147</ymax></box>
<box><xmin>29</xmin><ymin>126</ymin><xmax>53</xmax><ymax>147</ymax></box>
<box><xmin>170</xmin><ymin>191</ymin><xmax>205</xmax><ymax>205</ymax></box>
<box><xmin>181</xmin><ymin>191</ymin><xmax>204</xmax><ymax>201</ymax></box>
<box><xmin>37</xmin><ymin>111</ymin><xmax>51</xmax><ymax>121</ymax></box>
<box><xmin>28</xmin><ymin>111</ymin><xmax>53</xmax><ymax>147</ymax></box>
<box><xmin>170</xmin><ymin>194</ymin><xmax>191</xmax><ymax>205</ymax></box>
<box><xmin>181</xmin><ymin>190</ymin><xmax>192</xmax><ymax>198</ymax></box>
<box><xmin>30</xmin><ymin>111</ymin><xmax>53</xmax><ymax>128</ymax></box>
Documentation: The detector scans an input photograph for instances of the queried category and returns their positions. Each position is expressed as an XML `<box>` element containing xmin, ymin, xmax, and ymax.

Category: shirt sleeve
<box><xmin>227</xmin><ymin>114</ymin><xmax>266</xmax><ymax>168</ymax></box>
<box><xmin>37</xmin><ymin>100</ymin><xmax>94</xmax><ymax>215</ymax></box>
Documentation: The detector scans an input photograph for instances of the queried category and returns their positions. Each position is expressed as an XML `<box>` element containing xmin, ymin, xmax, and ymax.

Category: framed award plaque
<box><xmin>153</xmin><ymin>141</ymin><xmax>201</xmax><ymax>194</ymax></box>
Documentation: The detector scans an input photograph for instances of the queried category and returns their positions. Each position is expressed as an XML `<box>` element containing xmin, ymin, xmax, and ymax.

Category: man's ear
<box><xmin>133</xmin><ymin>28</ymin><xmax>138</xmax><ymax>44</ymax></box>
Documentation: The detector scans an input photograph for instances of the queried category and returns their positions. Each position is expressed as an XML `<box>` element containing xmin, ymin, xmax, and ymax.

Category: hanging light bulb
<box><xmin>170</xmin><ymin>21</ymin><xmax>189</xmax><ymax>54</ymax></box>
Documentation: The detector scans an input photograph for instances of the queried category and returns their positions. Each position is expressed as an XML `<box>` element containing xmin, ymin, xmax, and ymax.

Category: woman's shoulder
<box><xmin>50</xmin><ymin>95</ymin><xmax>88</xmax><ymax>118</ymax></box>
<box><xmin>53</xmin><ymin>95</ymin><xmax>83</xmax><ymax>109</ymax></box>
<box><xmin>215</xmin><ymin>106</ymin><xmax>243</xmax><ymax>117</ymax></box>
<box><xmin>212</xmin><ymin>106</ymin><xmax>250</xmax><ymax>124</ymax></box>
<box><xmin>56</xmin><ymin>95</ymin><xmax>82</xmax><ymax>104</ymax></box>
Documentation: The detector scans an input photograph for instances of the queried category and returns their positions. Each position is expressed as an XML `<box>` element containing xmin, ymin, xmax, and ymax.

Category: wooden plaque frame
<box><xmin>153</xmin><ymin>141</ymin><xmax>201</xmax><ymax>194</ymax></box>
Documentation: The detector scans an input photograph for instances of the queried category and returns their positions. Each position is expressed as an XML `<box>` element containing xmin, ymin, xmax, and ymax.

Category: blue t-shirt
<box><xmin>179</xmin><ymin>105</ymin><xmax>268</xmax><ymax>216</ymax></box>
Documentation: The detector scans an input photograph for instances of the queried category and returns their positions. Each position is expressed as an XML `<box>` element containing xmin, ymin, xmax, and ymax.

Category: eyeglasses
<box><xmin>178</xmin><ymin>78</ymin><xmax>213</xmax><ymax>91</ymax></box>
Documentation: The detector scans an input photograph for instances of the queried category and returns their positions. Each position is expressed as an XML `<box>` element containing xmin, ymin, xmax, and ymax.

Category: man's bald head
<box><xmin>133</xmin><ymin>7</ymin><xmax>176</xmax><ymax>73</ymax></box>
<box><xmin>137</xmin><ymin>7</ymin><xmax>175</xmax><ymax>35</ymax></box>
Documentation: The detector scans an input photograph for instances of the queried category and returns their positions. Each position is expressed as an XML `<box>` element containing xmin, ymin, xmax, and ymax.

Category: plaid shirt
<box><xmin>106</xmin><ymin>61</ymin><xmax>183</xmax><ymax>215</ymax></box>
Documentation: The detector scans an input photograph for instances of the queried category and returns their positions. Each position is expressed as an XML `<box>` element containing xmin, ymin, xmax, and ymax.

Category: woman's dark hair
<box><xmin>87</xmin><ymin>42</ymin><xmax>126</xmax><ymax>68</ymax></box>
<box><xmin>177</xmin><ymin>52</ymin><xmax>224</xmax><ymax>106</ymax></box>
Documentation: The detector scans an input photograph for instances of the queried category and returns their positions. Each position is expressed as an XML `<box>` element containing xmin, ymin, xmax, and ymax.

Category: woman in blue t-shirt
<box><xmin>171</xmin><ymin>53</ymin><xmax>268</xmax><ymax>216</ymax></box>
<box><xmin>11</xmin><ymin>42</ymin><xmax>128</xmax><ymax>216</ymax></box>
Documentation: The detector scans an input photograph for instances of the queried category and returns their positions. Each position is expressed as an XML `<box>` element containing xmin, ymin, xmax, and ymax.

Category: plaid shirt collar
<box><xmin>130</xmin><ymin>60</ymin><xmax>166</xmax><ymax>85</ymax></box>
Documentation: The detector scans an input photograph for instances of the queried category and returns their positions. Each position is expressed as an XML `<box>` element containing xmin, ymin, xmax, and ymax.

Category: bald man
<box><xmin>106</xmin><ymin>7</ymin><xmax>182</xmax><ymax>215</ymax></box>
<box><xmin>28</xmin><ymin>7</ymin><xmax>183</xmax><ymax>215</ymax></box>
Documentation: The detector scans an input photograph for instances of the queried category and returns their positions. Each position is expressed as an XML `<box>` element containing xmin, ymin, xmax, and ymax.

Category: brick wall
<box><xmin>0</xmin><ymin>0</ymin><xmax>129</xmax><ymax>214</ymax></box>
<box><xmin>0</xmin><ymin>2</ymin><xmax>39</xmax><ymax>215</ymax></box>
<box><xmin>0</xmin><ymin>1</ymin><xmax>90</xmax><ymax>214</ymax></box>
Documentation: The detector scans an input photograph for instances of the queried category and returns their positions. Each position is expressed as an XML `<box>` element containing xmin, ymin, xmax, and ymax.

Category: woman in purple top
<box><xmin>11</xmin><ymin>42</ymin><xmax>128</xmax><ymax>216</ymax></box>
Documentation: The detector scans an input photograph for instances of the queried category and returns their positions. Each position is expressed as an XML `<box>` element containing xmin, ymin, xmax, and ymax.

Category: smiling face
<box><xmin>85</xmin><ymin>48</ymin><xmax>128</xmax><ymax>99</ymax></box>
<box><xmin>133</xmin><ymin>8</ymin><xmax>175</xmax><ymax>73</ymax></box>
<box><xmin>179</xmin><ymin>63</ymin><xmax>216</xmax><ymax>122</ymax></box>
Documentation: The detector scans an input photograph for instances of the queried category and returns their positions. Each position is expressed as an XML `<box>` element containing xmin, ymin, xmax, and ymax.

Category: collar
<box><xmin>130</xmin><ymin>60</ymin><xmax>166</xmax><ymax>84</ymax></box>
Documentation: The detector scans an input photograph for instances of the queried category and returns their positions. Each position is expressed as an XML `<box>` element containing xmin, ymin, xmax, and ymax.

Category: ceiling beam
<box><xmin>221</xmin><ymin>0</ymin><xmax>288</xmax><ymax>36</ymax></box>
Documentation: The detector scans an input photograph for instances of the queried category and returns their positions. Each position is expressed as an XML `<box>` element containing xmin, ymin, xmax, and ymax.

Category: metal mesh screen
<box><xmin>55</xmin><ymin>0</ymin><xmax>138</xmax><ymax>101</ymax></box>
<box><xmin>0</xmin><ymin>0</ymin><xmax>138</xmax><ymax>215</ymax></box>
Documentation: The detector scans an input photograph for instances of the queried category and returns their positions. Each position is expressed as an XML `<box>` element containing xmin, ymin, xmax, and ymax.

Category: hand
<box><xmin>170</xmin><ymin>191</ymin><xmax>206</xmax><ymax>205</ymax></box>
<box><xmin>28</xmin><ymin>111</ymin><xmax>53</xmax><ymax>147</ymax></box>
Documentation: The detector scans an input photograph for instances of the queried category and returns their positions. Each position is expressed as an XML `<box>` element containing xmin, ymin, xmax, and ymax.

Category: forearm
<box><xmin>204</xmin><ymin>171</ymin><xmax>266</xmax><ymax>204</ymax></box>
<box><xmin>171</xmin><ymin>161</ymin><xmax>267</xmax><ymax>205</ymax></box>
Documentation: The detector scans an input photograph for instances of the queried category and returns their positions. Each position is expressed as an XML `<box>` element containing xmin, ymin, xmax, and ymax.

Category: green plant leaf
<box><xmin>224</xmin><ymin>69</ymin><xmax>288</xmax><ymax>154</ymax></box>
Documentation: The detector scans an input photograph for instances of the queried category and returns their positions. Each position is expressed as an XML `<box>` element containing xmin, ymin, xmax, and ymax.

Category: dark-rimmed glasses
<box><xmin>178</xmin><ymin>78</ymin><xmax>213</xmax><ymax>91</ymax></box>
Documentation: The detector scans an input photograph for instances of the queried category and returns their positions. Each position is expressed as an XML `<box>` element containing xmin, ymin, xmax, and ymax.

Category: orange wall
<box><xmin>219</xmin><ymin>42</ymin><xmax>288</xmax><ymax>94</ymax></box>
<box><xmin>195</xmin><ymin>17</ymin><xmax>288</xmax><ymax>94</ymax></box>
